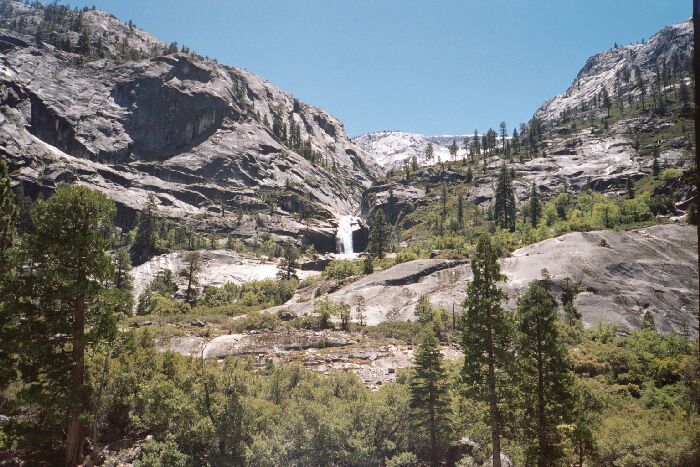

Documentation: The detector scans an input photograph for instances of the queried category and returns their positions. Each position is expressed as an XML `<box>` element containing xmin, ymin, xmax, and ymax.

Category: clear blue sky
<box><xmin>48</xmin><ymin>0</ymin><xmax>688</xmax><ymax>136</ymax></box>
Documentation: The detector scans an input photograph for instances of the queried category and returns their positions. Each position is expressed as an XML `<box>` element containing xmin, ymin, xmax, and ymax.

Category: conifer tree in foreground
<box><xmin>516</xmin><ymin>281</ymin><xmax>574</xmax><ymax>466</ymax></box>
<box><xmin>410</xmin><ymin>330</ymin><xmax>451</xmax><ymax>465</ymax></box>
<box><xmin>9</xmin><ymin>186</ymin><xmax>119</xmax><ymax>466</ymax></box>
<box><xmin>0</xmin><ymin>159</ymin><xmax>15</xmax><ymax>275</ymax></box>
<box><xmin>0</xmin><ymin>159</ymin><xmax>17</xmax><ymax>393</ymax></box>
<box><xmin>461</xmin><ymin>235</ymin><xmax>514</xmax><ymax>467</ymax></box>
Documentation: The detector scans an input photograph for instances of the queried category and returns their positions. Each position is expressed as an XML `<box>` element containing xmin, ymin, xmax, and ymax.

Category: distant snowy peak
<box><xmin>353</xmin><ymin>131</ymin><xmax>470</xmax><ymax>171</ymax></box>
<box><xmin>535</xmin><ymin>19</ymin><xmax>692</xmax><ymax>124</ymax></box>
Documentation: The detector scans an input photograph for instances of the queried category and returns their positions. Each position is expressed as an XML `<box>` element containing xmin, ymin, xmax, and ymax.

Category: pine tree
<box><xmin>494</xmin><ymin>164</ymin><xmax>516</xmax><ymax>231</ymax></box>
<box><xmin>499</xmin><ymin>121</ymin><xmax>507</xmax><ymax>153</ymax></box>
<box><xmin>449</xmin><ymin>139</ymin><xmax>458</xmax><ymax>162</ymax></box>
<box><xmin>77</xmin><ymin>29</ymin><xmax>90</xmax><ymax>55</ymax></box>
<box><xmin>472</xmin><ymin>129</ymin><xmax>481</xmax><ymax>156</ymax></box>
<box><xmin>368</xmin><ymin>210</ymin><xmax>389</xmax><ymax>259</ymax></box>
<box><xmin>180</xmin><ymin>251</ymin><xmax>202</xmax><ymax>305</ymax></box>
<box><xmin>516</xmin><ymin>281</ymin><xmax>574</xmax><ymax>466</ymax></box>
<box><xmin>0</xmin><ymin>159</ymin><xmax>15</xmax><ymax>276</ymax></box>
<box><xmin>10</xmin><ymin>186</ymin><xmax>119</xmax><ymax>466</ymax></box>
<box><xmin>529</xmin><ymin>182</ymin><xmax>541</xmax><ymax>227</ymax></box>
<box><xmin>131</xmin><ymin>194</ymin><xmax>159</xmax><ymax>264</ymax></box>
<box><xmin>410</xmin><ymin>331</ymin><xmax>452</xmax><ymax>465</ymax></box>
<box><xmin>425</xmin><ymin>142</ymin><xmax>435</xmax><ymax>162</ymax></box>
<box><xmin>0</xmin><ymin>159</ymin><xmax>17</xmax><ymax>393</ymax></box>
<box><xmin>113</xmin><ymin>247</ymin><xmax>133</xmax><ymax>292</ymax></box>
<box><xmin>461</xmin><ymin>235</ymin><xmax>514</xmax><ymax>467</ymax></box>
<box><xmin>277</xmin><ymin>241</ymin><xmax>299</xmax><ymax>280</ymax></box>
<box><xmin>411</xmin><ymin>154</ymin><xmax>418</xmax><ymax>171</ymax></box>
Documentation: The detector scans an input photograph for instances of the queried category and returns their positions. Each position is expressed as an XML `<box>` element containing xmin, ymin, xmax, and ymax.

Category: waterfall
<box><xmin>336</xmin><ymin>216</ymin><xmax>354</xmax><ymax>254</ymax></box>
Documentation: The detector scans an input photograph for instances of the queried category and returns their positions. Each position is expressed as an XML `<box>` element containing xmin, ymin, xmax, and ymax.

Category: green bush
<box><xmin>660</xmin><ymin>168</ymin><xmax>683</xmax><ymax>181</ymax></box>
<box><xmin>231</xmin><ymin>311</ymin><xmax>280</xmax><ymax>332</ymax></box>
<box><xmin>322</xmin><ymin>259</ymin><xmax>363</xmax><ymax>280</ymax></box>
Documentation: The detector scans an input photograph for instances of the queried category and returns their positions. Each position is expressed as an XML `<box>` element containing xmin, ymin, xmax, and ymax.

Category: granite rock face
<box><xmin>0</xmin><ymin>1</ymin><xmax>380</xmax><ymax>252</ymax></box>
<box><xmin>272</xmin><ymin>224</ymin><xmax>698</xmax><ymax>336</ymax></box>
<box><xmin>535</xmin><ymin>20</ymin><xmax>693</xmax><ymax>125</ymax></box>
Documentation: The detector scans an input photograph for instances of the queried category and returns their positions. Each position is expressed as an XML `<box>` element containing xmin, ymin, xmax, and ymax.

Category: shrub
<box><xmin>660</xmin><ymin>168</ymin><xmax>683</xmax><ymax>181</ymax></box>
<box><xmin>322</xmin><ymin>259</ymin><xmax>362</xmax><ymax>280</ymax></box>
<box><xmin>231</xmin><ymin>311</ymin><xmax>280</xmax><ymax>332</ymax></box>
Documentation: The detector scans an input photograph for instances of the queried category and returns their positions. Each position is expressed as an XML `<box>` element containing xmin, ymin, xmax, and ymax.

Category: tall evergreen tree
<box><xmin>529</xmin><ymin>182</ymin><xmax>541</xmax><ymax>227</ymax></box>
<box><xmin>0</xmin><ymin>159</ymin><xmax>17</xmax><ymax>393</ymax></box>
<box><xmin>494</xmin><ymin>164</ymin><xmax>516</xmax><ymax>231</ymax></box>
<box><xmin>473</xmin><ymin>129</ymin><xmax>481</xmax><ymax>156</ymax></box>
<box><xmin>410</xmin><ymin>331</ymin><xmax>452</xmax><ymax>465</ymax></box>
<box><xmin>0</xmin><ymin>159</ymin><xmax>15</xmax><ymax>275</ymax></box>
<box><xmin>180</xmin><ymin>251</ymin><xmax>202</xmax><ymax>305</ymax></box>
<box><xmin>131</xmin><ymin>194</ymin><xmax>159</xmax><ymax>264</ymax></box>
<box><xmin>368</xmin><ymin>210</ymin><xmax>389</xmax><ymax>259</ymax></box>
<box><xmin>499</xmin><ymin>121</ymin><xmax>507</xmax><ymax>153</ymax></box>
<box><xmin>113</xmin><ymin>247</ymin><xmax>133</xmax><ymax>292</ymax></box>
<box><xmin>425</xmin><ymin>142</ymin><xmax>435</xmax><ymax>162</ymax></box>
<box><xmin>449</xmin><ymin>139</ymin><xmax>458</xmax><ymax>162</ymax></box>
<box><xmin>10</xmin><ymin>186</ymin><xmax>119</xmax><ymax>466</ymax></box>
<box><xmin>277</xmin><ymin>241</ymin><xmax>299</xmax><ymax>281</ymax></box>
<box><xmin>461</xmin><ymin>235</ymin><xmax>514</xmax><ymax>467</ymax></box>
<box><xmin>516</xmin><ymin>281</ymin><xmax>574</xmax><ymax>466</ymax></box>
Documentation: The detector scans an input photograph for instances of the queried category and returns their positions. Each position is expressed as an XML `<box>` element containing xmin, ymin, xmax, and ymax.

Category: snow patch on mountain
<box><xmin>354</xmin><ymin>131</ymin><xmax>470</xmax><ymax>171</ymax></box>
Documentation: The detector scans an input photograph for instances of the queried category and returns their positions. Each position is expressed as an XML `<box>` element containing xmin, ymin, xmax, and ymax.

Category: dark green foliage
<box><xmin>0</xmin><ymin>159</ymin><xmax>17</xmax><ymax>392</ymax></box>
<box><xmin>529</xmin><ymin>182</ymin><xmax>541</xmax><ymax>227</ymax></box>
<box><xmin>368</xmin><ymin>210</ymin><xmax>389</xmax><ymax>259</ymax></box>
<box><xmin>5</xmin><ymin>186</ymin><xmax>121</xmax><ymax>464</ymax></box>
<box><xmin>494</xmin><ymin>164</ymin><xmax>517</xmax><ymax>231</ymax></box>
<box><xmin>410</xmin><ymin>331</ymin><xmax>452</xmax><ymax>464</ymax></box>
<box><xmin>131</xmin><ymin>194</ymin><xmax>160</xmax><ymax>264</ymax></box>
<box><xmin>276</xmin><ymin>241</ymin><xmax>299</xmax><ymax>281</ymax></box>
<box><xmin>652</xmin><ymin>146</ymin><xmax>660</xmax><ymax>178</ymax></box>
<box><xmin>461</xmin><ymin>235</ymin><xmax>515</xmax><ymax>466</ymax></box>
<box><xmin>179</xmin><ymin>251</ymin><xmax>202</xmax><ymax>306</ymax></box>
<box><xmin>363</xmin><ymin>254</ymin><xmax>374</xmax><ymax>274</ymax></box>
<box><xmin>516</xmin><ymin>282</ymin><xmax>574</xmax><ymax>466</ymax></box>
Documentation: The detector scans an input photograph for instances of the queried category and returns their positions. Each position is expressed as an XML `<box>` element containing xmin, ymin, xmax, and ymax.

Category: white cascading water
<box><xmin>336</xmin><ymin>215</ymin><xmax>354</xmax><ymax>254</ymax></box>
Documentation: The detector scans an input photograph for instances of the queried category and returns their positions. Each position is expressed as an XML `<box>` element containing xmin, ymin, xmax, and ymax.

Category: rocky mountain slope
<box><xmin>0</xmin><ymin>0</ymin><xmax>379</xmax><ymax>253</ymax></box>
<box><xmin>536</xmin><ymin>19</ymin><xmax>692</xmax><ymax>125</ymax></box>
<box><xmin>274</xmin><ymin>224</ymin><xmax>698</xmax><ymax>336</ymax></box>
<box><xmin>354</xmin><ymin>131</ymin><xmax>470</xmax><ymax>171</ymax></box>
<box><xmin>362</xmin><ymin>19</ymin><xmax>694</xmax><ymax>220</ymax></box>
